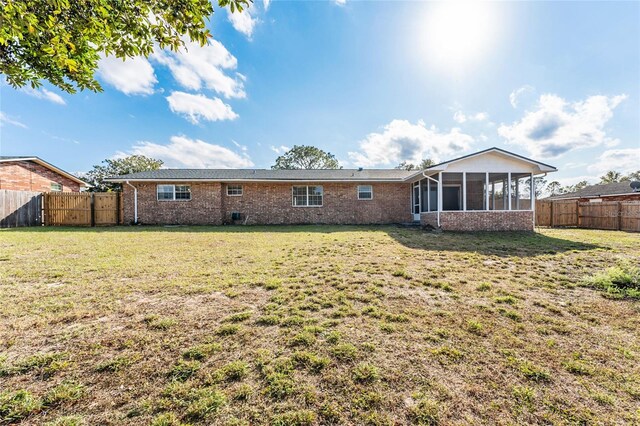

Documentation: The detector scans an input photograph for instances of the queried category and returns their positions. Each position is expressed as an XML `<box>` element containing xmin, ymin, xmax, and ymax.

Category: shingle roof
<box><xmin>546</xmin><ymin>181</ymin><xmax>640</xmax><ymax>200</ymax></box>
<box><xmin>106</xmin><ymin>168</ymin><xmax>414</xmax><ymax>182</ymax></box>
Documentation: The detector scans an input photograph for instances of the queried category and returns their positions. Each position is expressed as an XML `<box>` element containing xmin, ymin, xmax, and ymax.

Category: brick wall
<box><xmin>123</xmin><ymin>181</ymin><xmax>412</xmax><ymax>225</ymax></box>
<box><xmin>421</xmin><ymin>210</ymin><xmax>534</xmax><ymax>231</ymax></box>
<box><xmin>0</xmin><ymin>161</ymin><xmax>80</xmax><ymax>192</ymax></box>
<box><xmin>577</xmin><ymin>194</ymin><xmax>640</xmax><ymax>203</ymax></box>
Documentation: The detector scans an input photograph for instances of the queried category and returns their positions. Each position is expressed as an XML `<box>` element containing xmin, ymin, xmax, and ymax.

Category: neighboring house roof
<box><xmin>546</xmin><ymin>181</ymin><xmax>640</xmax><ymax>200</ymax></box>
<box><xmin>0</xmin><ymin>156</ymin><xmax>91</xmax><ymax>187</ymax></box>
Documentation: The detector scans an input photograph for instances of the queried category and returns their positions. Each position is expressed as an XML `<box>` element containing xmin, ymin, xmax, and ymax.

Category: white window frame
<box><xmin>357</xmin><ymin>185</ymin><xmax>373</xmax><ymax>200</ymax></box>
<box><xmin>291</xmin><ymin>185</ymin><xmax>323</xmax><ymax>207</ymax></box>
<box><xmin>50</xmin><ymin>182</ymin><xmax>63</xmax><ymax>192</ymax></box>
<box><xmin>157</xmin><ymin>184</ymin><xmax>191</xmax><ymax>201</ymax></box>
<box><xmin>227</xmin><ymin>184</ymin><xmax>243</xmax><ymax>196</ymax></box>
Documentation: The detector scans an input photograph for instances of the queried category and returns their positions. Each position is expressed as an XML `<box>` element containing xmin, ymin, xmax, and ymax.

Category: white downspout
<box><xmin>422</xmin><ymin>171</ymin><xmax>441</xmax><ymax>227</ymax></box>
<box><xmin>125</xmin><ymin>181</ymin><xmax>138</xmax><ymax>224</ymax></box>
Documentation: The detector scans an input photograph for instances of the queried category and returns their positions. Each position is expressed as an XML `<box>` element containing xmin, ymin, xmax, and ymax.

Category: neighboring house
<box><xmin>545</xmin><ymin>181</ymin><xmax>640</xmax><ymax>203</ymax></box>
<box><xmin>106</xmin><ymin>147</ymin><xmax>556</xmax><ymax>231</ymax></box>
<box><xmin>0</xmin><ymin>156</ymin><xmax>89</xmax><ymax>192</ymax></box>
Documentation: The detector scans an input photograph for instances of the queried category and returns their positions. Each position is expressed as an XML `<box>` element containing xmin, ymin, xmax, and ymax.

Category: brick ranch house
<box><xmin>107</xmin><ymin>147</ymin><xmax>557</xmax><ymax>231</ymax></box>
<box><xmin>545</xmin><ymin>180</ymin><xmax>640</xmax><ymax>203</ymax></box>
<box><xmin>0</xmin><ymin>156</ymin><xmax>89</xmax><ymax>192</ymax></box>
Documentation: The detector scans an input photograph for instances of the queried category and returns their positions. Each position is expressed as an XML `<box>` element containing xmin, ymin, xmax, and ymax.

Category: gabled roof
<box><xmin>546</xmin><ymin>181</ymin><xmax>640</xmax><ymax>200</ymax></box>
<box><xmin>106</xmin><ymin>168</ymin><xmax>414</xmax><ymax>183</ymax></box>
<box><xmin>406</xmin><ymin>147</ymin><xmax>557</xmax><ymax>179</ymax></box>
<box><xmin>0</xmin><ymin>156</ymin><xmax>91</xmax><ymax>187</ymax></box>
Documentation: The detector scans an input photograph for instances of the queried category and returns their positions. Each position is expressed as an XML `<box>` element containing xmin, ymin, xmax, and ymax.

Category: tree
<box><xmin>272</xmin><ymin>145</ymin><xmax>341</xmax><ymax>170</ymax></box>
<box><xmin>394</xmin><ymin>159</ymin><xmax>435</xmax><ymax>171</ymax></box>
<box><xmin>0</xmin><ymin>0</ymin><xmax>250</xmax><ymax>93</ymax></box>
<box><xmin>599</xmin><ymin>170</ymin><xmax>622</xmax><ymax>184</ymax></box>
<box><xmin>624</xmin><ymin>170</ymin><xmax>640</xmax><ymax>181</ymax></box>
<box><xmin>524</xmin><ymin>176</ymin><xmax>547</xmax><ymax>198</ymax></box>
<box><xmin>85</xmin><ymin>155</ymin><xmax>163</xmax><ymax>192</ymax></box>
<box><xmin>546</xmin><ymin>181</ymin><xmax>562</xmax><ymax>196</ymax></box>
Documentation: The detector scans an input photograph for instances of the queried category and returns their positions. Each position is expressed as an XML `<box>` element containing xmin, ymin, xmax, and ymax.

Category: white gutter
<box><xmin>422</xmin><ymin>171</ymin><xmax>440</xmax><ymax>227</ymax></box>
<box><xmin>125</xmin><ymin>181</ymin><xmax>138</xmax><ymax>224</ymax></box>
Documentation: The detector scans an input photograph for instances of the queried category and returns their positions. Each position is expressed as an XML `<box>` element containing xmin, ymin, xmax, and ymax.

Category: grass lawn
<box><xmin>1</xmin><ymin>226</ymin><xmax>639</xmax><ymax>425</ymax></box>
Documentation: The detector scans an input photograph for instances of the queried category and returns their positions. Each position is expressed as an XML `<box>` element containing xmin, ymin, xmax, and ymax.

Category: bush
<box><xmin>583</xmin><ymin>264</ymin><xmax>640</xmax><ymax>299</ymax></box>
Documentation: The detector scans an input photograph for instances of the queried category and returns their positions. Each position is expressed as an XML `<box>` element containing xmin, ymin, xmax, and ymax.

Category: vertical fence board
<box><xmin>0</xmin><ymin>190</ymin><xmax>43</xmax><ymax>228</ymax></box>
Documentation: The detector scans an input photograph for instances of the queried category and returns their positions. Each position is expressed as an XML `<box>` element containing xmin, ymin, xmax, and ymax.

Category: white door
<box><xmin>412</xmin><ymin>183</ymin><xmax>420</xmax><ymax>221</ymax></box>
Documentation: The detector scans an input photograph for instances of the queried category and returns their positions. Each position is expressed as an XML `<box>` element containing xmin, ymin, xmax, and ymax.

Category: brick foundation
<box><xmin>123</xmin><ymin>182</ymin><xmax>412</xmax><ymax>225</ymax></box>
<box><xmin>421</xmin><ymin>210</ymin><xmax>534</xmax><ymax>231</ymax></box>
<box><xmin>0</xmin><ymin>161</ymin><xmax>80</xmax><ymax>192</ymax></box>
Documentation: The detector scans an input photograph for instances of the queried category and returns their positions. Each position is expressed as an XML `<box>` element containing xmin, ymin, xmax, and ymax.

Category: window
<box><xmin>292</xmin><ymin>186</ymin><xmax>323</xmax><ymax>207</ymax></box>
<box><xmin>357</xmin><ymin>185</ymin><xmax>373</xmax><ymax>200</ymax></box>
<box><xmin>227</xmin><ymin>185</ymin><xmax>243</xmax><ymax>196</ymax></box>
<box><xmin>157</xmin><ymin>184</ymin><xmax>191</xmax><ymax>201</ymax></box>
<box><xmin>50</xmin><ymin>182</ymin><xmax>62</xmax><ymax>192</ymax></box>
<box><xmin>465</xmin><ymin>173</ymin><xmax>487</xmax><ymax>211</ymax></box>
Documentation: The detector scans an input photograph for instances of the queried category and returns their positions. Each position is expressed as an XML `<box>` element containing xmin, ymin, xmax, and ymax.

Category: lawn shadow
<box><xmin>1</xmin><ymin>224</ymin><xmax>603</xmax><ymax>257</ymax></box>
<box><xmin>385</xmin><ymin>227</ymin><xmax>603</xmax><ymax>257</ymax></box>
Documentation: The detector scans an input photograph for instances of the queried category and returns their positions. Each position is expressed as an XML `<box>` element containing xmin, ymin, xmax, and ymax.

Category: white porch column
<box><xmin>462</xmin><ymin>172</ymin><xmax>467</xmax><ymax>211</ymax></box>
<box><xmin>515</xmin><ymin>176</ymin><xmax>520</xmax><ymax>210</ymax></box>
<box><xmin>485</xmin><ymin>173</ymin><xmax>489</xmax><ymax>210</ymax></box>
<box><xmin>427</xmin><ymin>179</ymin><xmax>430</xmax><ymax>212</ymax></box>
<box><xmin>438</xmin><ymin>172</ymin><xmax>443</xmax><ymax>212</ymax></box>
<box><xmin>507</xmin><ymin>172</ymin><xmax>512</xmax><ymax>210</ymax></box>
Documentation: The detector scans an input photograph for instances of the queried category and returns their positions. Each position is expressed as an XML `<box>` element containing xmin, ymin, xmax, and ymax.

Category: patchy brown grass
<box><xmin>0</xmin><ymin>226</ymin><xmax>639</xmax><ymax>425</ymax></box>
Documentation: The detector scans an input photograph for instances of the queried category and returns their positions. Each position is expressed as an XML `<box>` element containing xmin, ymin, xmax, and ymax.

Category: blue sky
<box><xmin>0</xmin><ymin>1</ymin><xmax>638</xmax><ymax>186</ymax></box>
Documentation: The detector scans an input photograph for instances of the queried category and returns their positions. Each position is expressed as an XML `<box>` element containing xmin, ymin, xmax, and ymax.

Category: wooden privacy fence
<box><xmin>535</xmin><ymin>200</ymin><xmax>640</xmax><ymax>232</ymax></box>
<box><xmin>0</xmin><ymin>190</ymin><xmax>43</xmax><ymax>228</ymax></box>
<box><xmin>44</xmin><ymin>192</ymin><xmax>123</xmax><ymax>226</ymax></box>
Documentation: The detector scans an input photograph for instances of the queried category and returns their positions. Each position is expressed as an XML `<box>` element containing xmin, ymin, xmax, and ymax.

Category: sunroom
<box><xmin>407</xmin><ymin>148</ymin><xmax>557</xmax><ymax>231</ymax></box>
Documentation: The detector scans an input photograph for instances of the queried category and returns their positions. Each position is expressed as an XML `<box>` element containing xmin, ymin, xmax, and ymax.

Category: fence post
<box><xmin>90</xmin><ymin>193</ymin><xmax>95</xmax><ymax>227</ymax></box>
<box><xmin>618</xmin><ymin>202</ymin><xmax>623</xmax><ymax>231</ymax></box>
<box><xmin>550</xmin><ymin>201</ymin><xmax>555</xmax><ymax>227</ymax></box>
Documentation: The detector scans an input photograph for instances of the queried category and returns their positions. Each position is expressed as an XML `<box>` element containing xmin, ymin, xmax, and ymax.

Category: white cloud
<box><xmin>453</xmin><ymin>111</ymin><xmax>488</xmax><ymax>123</ymax></box>
<box><xmin>509</xmin><ymin>85</ymin><xmax>535</xmax><ymax>108</ymax></box>
<box><xmin>263</xmin><ymin>0</ymin><xmax>271</xmax><ymax>10</ymax></box>
<box><xmin>270</xmin><ymin>145</ymin><xmax>290</xmax><ymax>155</ymax></box>
<box><xmin>152</xmin><ymin>40</ymin><xmax>245</xmax><ymax>99</ymax></box>
<box><xmin>119</xmin><ymin>135</ymin><xmax>253</xmax><ymax>168</ymax></box>
<box><xmin>348</xmin><ymin>119</ymin><xmax>474</xmax><ymax>167</ymax></box>
<box><xmin>97</xmin><ymin>55</ymin><xmax>157</xmax><ymax>95</ymax></box>
<box><xmin>166</xmin><ymin>91</ymin><xmax>238</xmax><ymax>124</ymax></box>
<box><xmin>228</xmin><ymin>8</ymin><xmax>257</xmax><ymax>39</ymax></box>
<box><xmin>334</xmin><ymin>0</ymin><xmax>347</xmax><ymax>5</ymax></box>
<box><xmin>588</xmin><ymin>149</ymin><xmax>640</xmax><ymax>175</ymax></box>
<box><xmin>22</xmin><ymin>87</ymin><xmax>66</xmax><ymax>105</ymax></box>
<box><xmin>0</xmin><ymin>112</ymin><xmax>27</xmax><ymax>128</ymax></box>
<box><xmin>498</xmin><ymin>94</ymin><xmax>627</xmax><ymax>158</ymax></box>
<box><xmin>232</xmin><ymin>140</ymin><xmax>248</xmax><ymax>152</ymax></box>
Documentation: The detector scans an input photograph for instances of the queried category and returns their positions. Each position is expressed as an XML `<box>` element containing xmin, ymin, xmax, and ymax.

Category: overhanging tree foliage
<box><xmin>85</xmin><ymin>155</ymin><xmax>163</xmax><ymax>192</ymax></box>
<box><xmin>272</xmin><ymin>145</ymin><xmax>341</xmax><ymax>170</ymax></box>
<box><xmin>394</xmin><ymin>159</ymin><xmax>434</xmax><ymax>171</ymax></box>
<box><xmin>0</xmin><ymin>0</ymin><xmax>250</xmax><ymax>93</ymax></box>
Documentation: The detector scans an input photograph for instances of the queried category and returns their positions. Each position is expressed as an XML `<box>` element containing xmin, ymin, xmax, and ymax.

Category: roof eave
<box><xmin>1</xmin><ymin>157</ymin><xmax>91</xmax><ymax>187</ymax></box>
<box><xmin>105</xmin><ymin>177</ymin><xmax>409</xmax><ymax>183</ymax></box>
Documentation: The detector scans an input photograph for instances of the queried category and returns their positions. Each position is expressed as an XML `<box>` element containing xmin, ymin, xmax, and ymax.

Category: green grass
<box><xmin>0</xmin><ymin>226</ymin><xmax>639</xmax><ymax>424</ymax></box>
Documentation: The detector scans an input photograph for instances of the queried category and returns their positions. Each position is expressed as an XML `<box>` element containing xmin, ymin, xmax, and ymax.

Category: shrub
<box><xmin>583</xmin><ymin>264</ymin><xmax>640</xmax><ymax>299</ymax></box>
